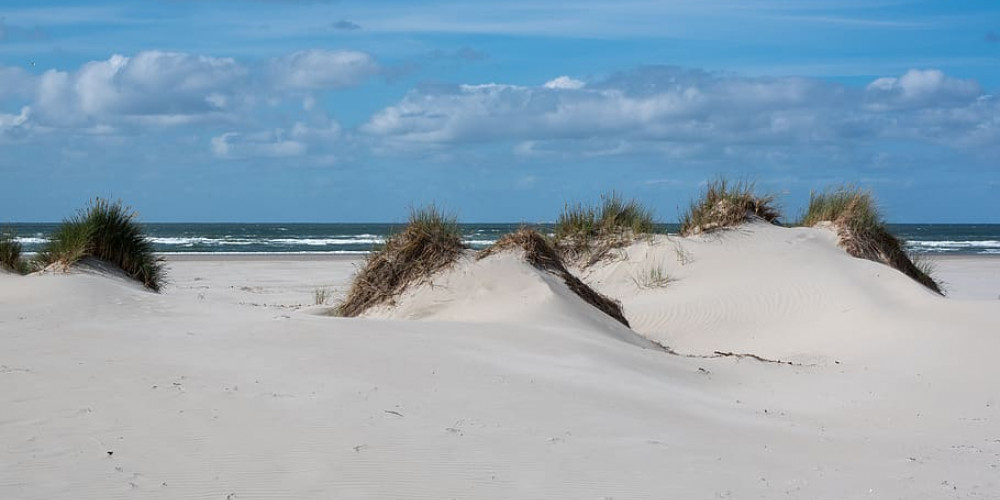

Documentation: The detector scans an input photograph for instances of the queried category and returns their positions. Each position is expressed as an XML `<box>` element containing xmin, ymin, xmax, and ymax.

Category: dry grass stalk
<box><xmin>337</xmin><ymin>205</ymin><xmax>466</xmax><ymax>317</ymax></box>
<box><xmin>479</xmin><ymin>228</ymin><xmax>630</xmax><ymax>327</ymax></box>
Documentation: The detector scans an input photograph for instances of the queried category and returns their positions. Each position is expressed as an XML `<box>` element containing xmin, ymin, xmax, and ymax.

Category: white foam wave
<box><xmin>149</xmin><ymin>237</ymin><xmax>386</xmax><ymax>246</ymax></box>
<box><xmin>269</xmin><ymin>238</ymin><xmax>385</xmax><ymax>246</ymax></box>
<box><xmin>157</xmin><ymin>250</ymin><xmax>368</xmax><ymax>255</ymax></box>
<box><xmin>14</xmin><ymin>237</ymin><xmax>49</xmax><ymax>244</ymax></box>
<box><xmin>907</xmin><ymin>240</ymin><xmax>1000</xmax><ymax>249</ymax></box>
<box><xmin>149</xmin><ymin>237</ymin><xmax>255</xmax><ymax>246</ymax></box>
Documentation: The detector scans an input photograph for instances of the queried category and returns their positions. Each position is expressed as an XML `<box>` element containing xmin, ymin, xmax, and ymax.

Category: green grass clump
<box><xmin>1</xmin><ymin>227</ymin><xmax>33</xmax><ymax>275</ymax></box>
<box><xmin>679</xmin><ymin>178</ymin><xmax>781</xmax><ymax>236</ymax></box>
<box><xmin>799</xmin><ymin>186</ymin><xmax>942</xmax><ymax>294</ymax></box>
<box><xmin>37</xmin><ymin>198</ymin><xmax>165</xmax><ymax>291</ymax></box>
<box><xmin>336</xmin><ymin>205</ymin><xmax>465</xmax><ymax>317</ymax></box>
<box><xmin>556</xmin><ymin>191</ymin><xmax>655</xmax><ymax>241</ymax></box>
<box><xmin>554</xmin><ymin>191</ymin><xmax>656</xmax><ymax>265</ymax></box>
<box><xmin>799</xmin><ymin>186</ymin><xmax>879</xmax><ymax>229</ymax></box>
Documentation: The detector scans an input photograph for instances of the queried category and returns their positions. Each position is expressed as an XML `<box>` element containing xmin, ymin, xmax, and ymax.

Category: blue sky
<box><xmin>1</xmin><ymin>0</ymin><xmax>998</xmax><ymax>222</ymax></box>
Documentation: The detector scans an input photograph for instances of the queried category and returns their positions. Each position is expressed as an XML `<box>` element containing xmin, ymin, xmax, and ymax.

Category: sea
<box><xmin>6</xmin><ymin>223</ymin><xmax>1000</xmax><ymax>256</ymax></box>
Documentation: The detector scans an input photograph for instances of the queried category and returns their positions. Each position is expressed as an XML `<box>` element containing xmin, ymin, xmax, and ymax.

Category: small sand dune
<box><xmin>365</xmin><ymin>249</ymin><xmax>657</xmax><ymax>350</ymax></box>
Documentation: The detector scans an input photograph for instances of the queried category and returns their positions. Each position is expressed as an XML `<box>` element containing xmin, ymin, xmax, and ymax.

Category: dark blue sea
<box><xmin>7</xmin><ymin>223</ymin><xmax>1000</xmax><ymax>255</ymax></box>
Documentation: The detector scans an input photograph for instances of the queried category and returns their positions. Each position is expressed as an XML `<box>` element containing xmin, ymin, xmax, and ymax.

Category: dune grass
<box><xmin>37</xmin><ymin>198</ymin><xmax>165</xmax><ymax>291</ymax></box>
<box><xmin>336</xmin><ymin>205</ymin><xmax>466</xmax><ymax>317</ymax></box>
<box><xmin>631</xmin><ymin>263</ymin><xmax>672</xmax><ymax>289</ymax></box>
<box><xmin>679</xmin><ymin>178</ymin><xmax>781</xmax><ymax>236</ymax></box>
<box><xmin>313</xmin><ymin>287</ymin><xmax>332</xmax><ymax>305</ymax></box>
<box><xmin>799</xmin><ymin>186</ymin><xmax>942</xmax><ymax>294</ymax></box>
<box><xmin>479</xmin><ymin>228</ymin><xmax>630</xmax><ymax>327</ymax></box>
<box><xmin>0</xmin><ymin>227</ymin><xmax>32</xmax><ymax>275</ymax></box>
<box><xmin>554</xmin><ymin>191</ymin><xmax>656</xmax><ymax>265</ymax></box>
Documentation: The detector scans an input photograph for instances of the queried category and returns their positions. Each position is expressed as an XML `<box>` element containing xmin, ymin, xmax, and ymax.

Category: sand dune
<box><xmin>2</xmin><ymin>225</ymin><xmax>1000</xmax><ymax>498</ymax></box>
<box><xmin>363</xmin><ymin>248</ymin><xmax>655</xmax><ymax>349</ymax></box>
<box><xmin>582</xmin><ymin>222</ymin><xmax>998</xmax><ymax>363</ymax></box>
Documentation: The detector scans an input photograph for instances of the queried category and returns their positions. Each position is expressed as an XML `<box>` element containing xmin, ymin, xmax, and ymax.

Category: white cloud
<box><xmin>363</xmin><ymin>67</ymin><xmax>837</xmax><ymax>144</ymax></box>
<box><xmin>0</xmin><ymin>106</ymin><xmax>31</xmax><ymax>139</ymax></box>
<box><xmin>363</xmin><ymin>66</ymin><xmax>997</xmax><ymax>159</ymax></box>
<box><xmin>210</xmin><ymin>120</ymin><xmax>341</xmax><ymax>160</ymax></box>
<box><xmin>211</xmin><ymin>130</ymin><xmax>306</xmax><ymax>159</ymax></box>
<box><xmin>268</xmin><ymin>49</ymin><xmax>379</xmax><ymax>90</ymax></box>
<box><xmin>2</xmin><ymin>52</ymin><xmax>995</xmax><ymax>169</ymax></box>
<box><xmin>2</xmin><ymin>49</ymin><xmax>380</xmax><ymax>133</ymax></box>
<box><xmin>0</xmin><ymin>48</ymin><xmax>380</xmax><ymax>160</ymax></box>
<box><xmin>543</xmin><ymin>76</ymin><xmax>585</xmax><ymax>90</ymax></box>
<box><xmin>866</xmin><ymin>69</ymin><xmax>982</xmax><ymax>109</ymax></box>
<box><xmin>33</xmin><ymin>51</ymin><xmax>248</xmax><ymax>126</ymax></box>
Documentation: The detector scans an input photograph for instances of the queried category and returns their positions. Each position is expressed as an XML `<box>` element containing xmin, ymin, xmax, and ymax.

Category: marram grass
<box><xmin>0</xmin><ymin>227</ymin><xmax>33</xmax><ymax>275</ymax></box>
<box><xmin>679</xmin><ymin>178</ymin><xmax>781</xmax><ymax>236</ymax></box>
<box><xmin>554</xmin><ymin>191</ymin><xmax>656</xmax><ymax>265</ymax></box>
<box><xmin>799</xmin><ymin>186</ymin><xmax>942</xmax><ymax>294</ymax></box>
<box><xmin>38</xmin><ymin>198</ymin><xmax>165</xmax><ymax>291</ymax></box>
<box><xmin>336</xmin><ymin>204</ymin><xmax>465</xmax><ymax>317</ymax></box>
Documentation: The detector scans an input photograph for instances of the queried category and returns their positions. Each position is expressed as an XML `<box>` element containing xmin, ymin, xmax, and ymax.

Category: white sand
<box><xmin>2</xmin><ymin>224</ymin><xmax>999</xmax><ymax>499</ymax></box>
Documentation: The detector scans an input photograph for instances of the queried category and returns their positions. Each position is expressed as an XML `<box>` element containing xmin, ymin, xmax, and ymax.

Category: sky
<box><xmin>0</xmin><ymin>0</ymin><xmax>998</xmax><ymax>223</ymax></box>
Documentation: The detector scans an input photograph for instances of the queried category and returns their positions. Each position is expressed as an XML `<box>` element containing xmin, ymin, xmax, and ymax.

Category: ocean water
<box><xmin>7</xmin><ymin>223</ymin><xmax>1000</xmax><ymax>255</ymax></box>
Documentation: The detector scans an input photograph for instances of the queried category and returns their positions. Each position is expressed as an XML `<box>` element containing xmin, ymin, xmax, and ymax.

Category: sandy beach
<box><xmin>3</xmin><ymin>224</ymin><xmax>1000</xmax><ymax>499</ymax></box>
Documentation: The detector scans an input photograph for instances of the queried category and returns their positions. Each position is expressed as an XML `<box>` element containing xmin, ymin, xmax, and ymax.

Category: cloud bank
<box><xmin>0</xmin><ymin>52</ymin><xmax>995</xmax><ymax>169</ymax></box>
<box><xmin>363</xmin><ymin>67</ymin><xmax>998</xmax><ymax>159</ymax></box>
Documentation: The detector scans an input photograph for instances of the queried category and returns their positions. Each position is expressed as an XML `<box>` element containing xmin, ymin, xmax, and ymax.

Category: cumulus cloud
<box><xmin>543</xmin><ymin>76</ymin><xmax>585</xmax><ymax>90</ymax></box>
<box><xmin>363</xmin><ymin>67</ymin><xmax>841</xmax><ymax>144</ymax></box>
<box><xmin>362</xmin><ymin>66</ymin><xmax>997</xmax><ymax>159</ymax></box>
<box><xmin>34</xmin><ymin>51</ymin><xmax>249</xmax><ymax>126</ymax></box>
<box><xmin>0</xmin><ymin>48</ymin><xmax>380</xmax><ymax>139</ymax></box>
<box><xmin>268</xmin><ymin>49</ymin><xmax>379</xmax><ymax>90</ymax></box>
<box><xmin>211</xmin><ymin>120</ymin><xmax>342</xmax><ymax>160</ymax></box>
<box><xmin>865</xmin><ymin>69</ymin><xmax>982</xmax><ymax>109</ymax></box>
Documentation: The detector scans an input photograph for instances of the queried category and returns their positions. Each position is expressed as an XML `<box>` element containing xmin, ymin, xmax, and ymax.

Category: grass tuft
<box><xmin>314</xmin><ymin>287</ymin><xmax>332</xmax><ymax>305</ymax></box>
<box><xmin>632</xmin><ymin>263</ymin><xmax>672</xmax><ymax>289</ymax></box>
<box><xmin>1</xmin><ymin>227</ymin><xmax>33</xmax><ymax>275</ymax></box>
<box><xmin>799</xmin><ymin>186</ymin><xmax>943</xmax><ymax>294</ymax></box>
<box><xmin>679</xmin><ymin>178</ymin><xmax>781</xmax><ymax>236</ymax></box>
<box><xmin>554</xmin><ymin>191</ymin><xmax>656</xmax><ymax>265</ymax></box>
<box><xmin>37</xmin><ymin>198</ymin><xmax>166</xmax><ymax>291</ymax></box>
<box><xmin>336</xmin><ymin>204</ymin><xmax>466</xmax><ymax>317</ymax></box>
<box><xmin>479</xmin><ymin>228</ymin><xmax>630</xmax><ymax>327</ymax></box>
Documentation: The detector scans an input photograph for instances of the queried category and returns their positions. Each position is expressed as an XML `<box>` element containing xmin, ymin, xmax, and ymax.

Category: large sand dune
<box><xmin>581</xmin><ymin>222</ymin><xmax>999</xmax><ymax>363</ymax></box>
<box><xmin>2</xmin><ymin>225</ymin><xmax>1000</xmax><ymax>499</ymax></box>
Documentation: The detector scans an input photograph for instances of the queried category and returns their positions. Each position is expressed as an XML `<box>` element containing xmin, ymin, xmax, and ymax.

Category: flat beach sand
<box><xmin>3</xmin><ymin>223</ymin><xmax>1000</xmax><ymax>499</ymax></box>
